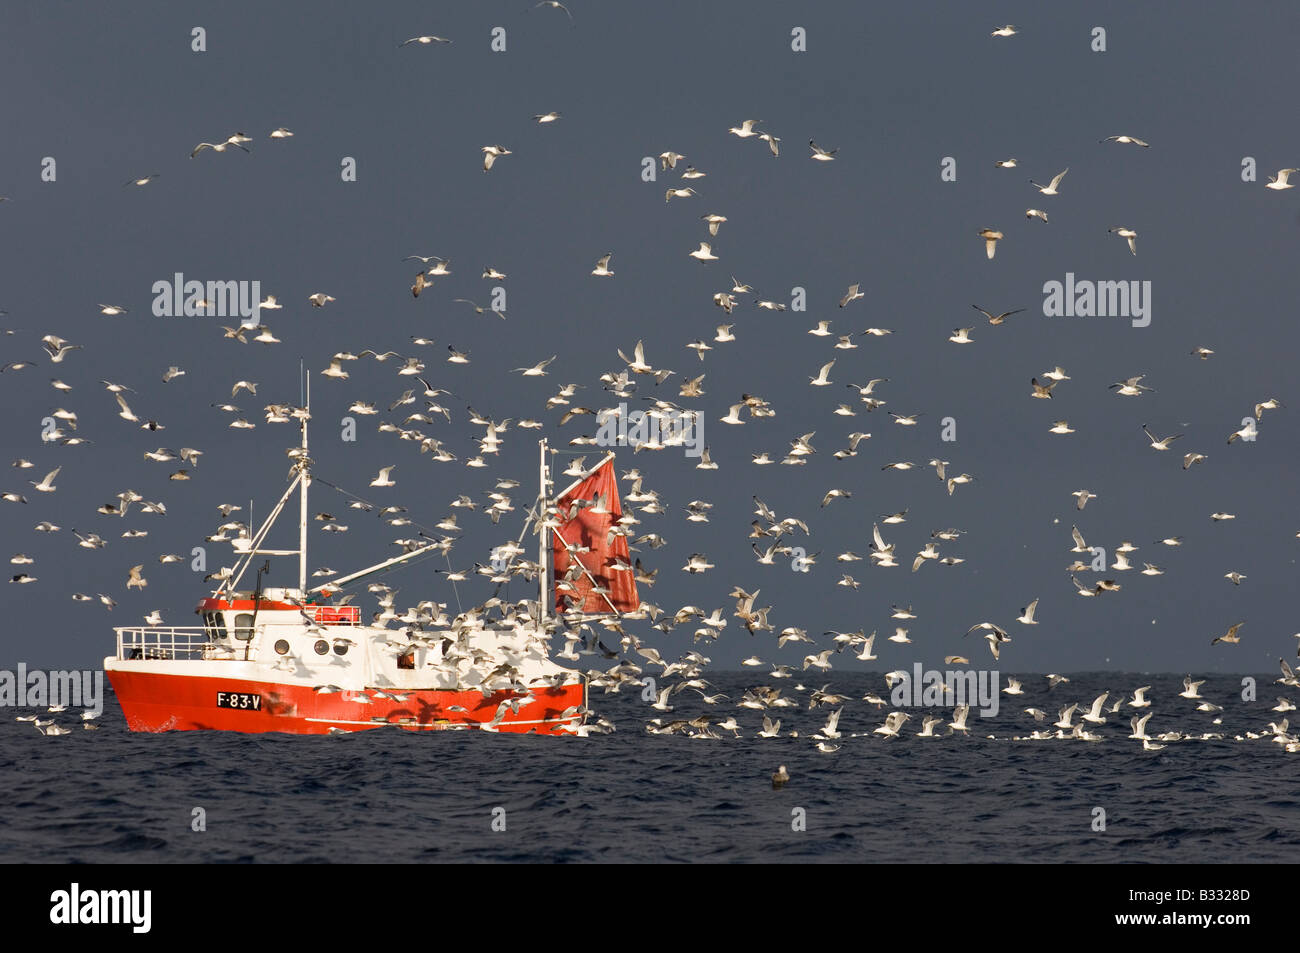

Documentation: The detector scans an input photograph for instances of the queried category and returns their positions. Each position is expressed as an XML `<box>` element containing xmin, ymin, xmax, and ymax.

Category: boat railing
<box><xmin>114</xmin><ymin>626</ymin><xmax>217</xmax><ymax>661</ymax></box>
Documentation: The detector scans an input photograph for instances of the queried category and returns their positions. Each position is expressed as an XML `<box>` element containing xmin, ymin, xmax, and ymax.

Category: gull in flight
<box><xmin>978</xmin><ymin>228</ymin><xmax>1003</xmax><ymax>259</ymax></box>
<box><xmin>1211</xmin><ymin>621</ymin><xmax>1245</xmax><ymax>645</ymax></box>
<box><xmin>191</xmin><ymin>135</ymin><xmax>251</xmax><ymax>157</ymax></box>
<box><xmin>514</xmin><ymin>356</ymin><xmax>556</xmax><ymax>377</ymax></box>
<box><xmin>1101</xmin><ymin>135</ymin><xmax>1149</xmax><ymax>147</ymax></box>
<box><xmin>534</xmin><ymin>112</ymin><xmax>562</xmax><ymax>124</ymax></box>
<box><xmin>972</xmin><ymin>305</ymin><xmax>1024</xmax><ymax>325</ymax></box>
<box><xmin>809</xmin><ymin>140</ymin><xmax>838</xmax><ymax>161</ymax></box>
<box><xmin>1016</xmin><ymin>599</ymin><xmax>1039</xmax><ymax>625</ymax></box>
<box><xmin>996</xmin><ymin>158</ymin><xmax>1018</xmax><ymax>168</ymax></box>
<box><xmin>1110</xmin><ymin>375</ymin><xmax>1153</xmax><ymax>396</ymax></box>
<box><xmin>1025</xmin><ymin>208</ymin><xmax>1048</xmax><ymax>222</ymax></box>
<box><xmin>123</xmin><ymin>173</ymin><xmax>160</xmax><ymax>187</ymax></box>
<box><xmin>1142</xmin><ymin>425</ymin><xmax>1183</xmax><ymax>450</ymax></box>
<box><xmin>809</xmin><ymin>360</ymin><xmax>835</xmax><ymax>386</ymax></box>
<box><xmin>369</xmin><ymin>466</ymin><xmax>396</xmax><ymax>488</ymax></box>
<box><xmin>839</xmin><ymin>284</ymin><xmax>864</xmax><ymax>308</ymax></box>
<box><xmin>1108</xmin><ymin>226</ymin><xmax>1138</xmax><ymax>255</ymax></box>
<box><xmin>689</xmin><ymin>242</ymin><xmax>718</xmax><ymax>262</ymax></box>
<box><xmin>29</xmin><ymin>467</ymin><xmax>60</xmax><ymax>493</ymax></box>
<box><xmin>729</xmin><ymin>119</ymin><xmax>762</xmax><ymax>138</ymax></box>
<box><xmin>1030</xmin><ymin>168</ymin><xmax>1068</xmax><ymax>195</ymax></box>
<box><xmin>534</xmin><ymin>1</ymin><xmax>574</xmax><ymax>22</ymax></box>
<box><xmin>591</xmin><ymin>253</ymin><xmax>614</xmax><ymax>277</ymax></box>
<box><xmin>481</xmin><ymin>145</ymin><xmax>512</xmax><ymax>171</ymax></box>
<box><xmin>1265</xmin><ymin>169</ymin><xmax>1297</xmax><ymax>190</ymax></box>
<box><xmin>991</xmin><ymin>24</ymin><xmax>1017</xmax><ymax>37</ymax></box>
<box><xmin>400</xmin><ymin>35</ymin><xmax>452</xmax><ymax>47</ymax></box>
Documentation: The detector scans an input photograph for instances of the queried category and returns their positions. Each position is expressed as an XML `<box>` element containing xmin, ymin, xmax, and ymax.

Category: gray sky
<box><xmin>2</xmin><ymin>1</ymin><xmax>1297</xmax><ymax>672</ymax></box>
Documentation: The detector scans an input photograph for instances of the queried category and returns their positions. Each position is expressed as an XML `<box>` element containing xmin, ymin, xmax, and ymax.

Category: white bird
<box><xmin>591</xmin><ymin>253</ymin><xmax>615</xmax><ymax>277</ymax></box>
<box><xmin>689</xmin><ymin>242</ymin><xmax>718</xmax><ymax>262</ymax></box>
<box><xmin>400</xmin><ymin>35</ymin><xmax>452</xmax><ymax>47</ymax></box>
<box><xmin>809</xmin><ymin>360</ymin><xmax>835</xmax><ymax>386</ymax></box>
<box><xmin>369</xmin><ymin>466</ymin><xmax>396</xmax><ymax>487</ymax></box>
<box><xmin>991</xmin><ymin>24</ymin><xmax>1017</xmax><ymax>37</ymax></box>
<box><xmin>978</xmin><ymin>228</ymin><xmax>1003</xmax><ymax>259</ymax></box>
<box><xmin>1016</xmin><ymin>599</ymin><xmax>1039</xmax><ymax>625</ymax></box>
<box><xmin>1030</xmin><ymin>168</ymin><xmax>1068</xmax><ymax>195</ymax></box>
<box><xmin>728</xmin><ymin>119</ymin><xmax>762</xmax><ymax>138</ymax></box>
<box><xmin>1265</xmin><ymin>168</ymin><xmax>1298</xmax><ymax>190</ymax></box>
<box><xmin>481</xmin><ymin>145</ymin><xmax>512</xmax><ymax>171</ymax></box>
<box><xmin>29</xmin><ymin>467</ymin><xmax>60</xmax><ymax>493</ymax></box>
<box><xmin>1101</xmin><ymin>135</ymin><xmax>1149</xmax><ymax>147</ymax></box>
<box><xmin>1108</xmin><ymin>226</ymin><xmax>1138</xmax><ymax>255</ymax></box>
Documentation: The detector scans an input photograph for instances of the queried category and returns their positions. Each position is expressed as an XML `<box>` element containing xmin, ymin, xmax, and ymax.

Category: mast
<box><xmin>298</xmin><ymin>375</ymin><xmax>309</xmax><ymax>597</ymax></box>
<box><xmin>538</xmin><ymin>438</ymin><xmax>550</xmax><ymax>622</ymax></box>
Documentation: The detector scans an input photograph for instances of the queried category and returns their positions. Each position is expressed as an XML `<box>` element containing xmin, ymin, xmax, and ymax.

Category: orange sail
<box><xmin>552</xmin><ymin>457</ymin><xmax>640</xmax><ymax>615</ymax></box>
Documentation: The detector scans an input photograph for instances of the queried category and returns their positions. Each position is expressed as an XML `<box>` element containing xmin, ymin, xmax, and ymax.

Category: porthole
<box><xmin>274</xmin><ymin>639</ymin><xmax>290</xmax><ymax>655</ymax></box>
<box><xmin>333</xmin><ymin>642</ymin><xmax>349</xmax><ymax>656</ymax></box>
<box><xmin>314</xmin><ymin>640</ymin><xmax>329</xmax><ymax>655</ymax></box>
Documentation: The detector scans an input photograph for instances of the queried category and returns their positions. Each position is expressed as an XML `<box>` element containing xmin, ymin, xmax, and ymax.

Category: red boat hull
<box><xmin>106</xmin><ymin>670</ymin><xmax>584</xmax><ymax>735</ymax></box>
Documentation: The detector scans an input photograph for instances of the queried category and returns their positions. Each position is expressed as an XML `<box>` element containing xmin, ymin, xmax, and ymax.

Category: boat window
<box><xmin>314</xmin><ymin>640</ymin><xmax>329</xmax><ymax>655</ymax></box>
<box><xmin>233</xmin><ymin>613</ymin><xmax>255</xmax><ymax>641</ymax></box>
<box><xmin>274</xmin><ymin>639</ymin><xmax>290</xmax><ymax>655</ymax></box>
<box><xmin>211</xmin><ymin>612</ymin><xmax>227</xmax><ymax>640</ymax></box>
<box><xmin>398</xmin><ymin>649</ymin><xmax>415</xmax><ymax>670</ymax></box>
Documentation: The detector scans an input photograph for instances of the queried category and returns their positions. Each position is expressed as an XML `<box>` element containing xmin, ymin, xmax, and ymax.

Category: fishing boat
<box><xmin>103</xmin><ymin>402</ymin><xmax>640</xmax><ymax>734</ymax></box>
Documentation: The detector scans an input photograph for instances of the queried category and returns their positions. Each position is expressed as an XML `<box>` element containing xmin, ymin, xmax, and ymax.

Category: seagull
<box><xmin>1108</xmin><ymin>226</ymin><xmax>1138</xmax><ymax>255</ymax></box>
<box><xmin>948</xmin><ymin>327</ymin><xmax>974</xmax><ymax>344</ymax></box>
<box><xmin>533</xmin><ymin>111</ymin><xmax>562</xmax><ymax>123</ymax></box>
<box><xmin>481</xmin><ymin>145</ymin><xmax>512</xmax><ymax>172</ymax></box>
<box><xmin>1101</xmin><ymin>135</ymin><xmax>1149</xmax><ymax>147</ymax></box>
<box><xmin>1265</xmin><ymin>169</ymin><xmax>1298</xmax><ymax>190</ymax></box>
<box><xmin>1142</xmin><ymin>425</ymin><xmax>1183</xmax><ymax>450</ymax></box>
<box><xmin>728</xmin><ymin>119</ymin><xmax>762</xmax><ymax>138</ymax></box>
<box><xmin>1029</xmin><ymin>168</ymin><xmax>1068</xmax><ymax>195</ymax></box>
<box><xmin>514</xmin><ymin>356</ymin><xmax>556</xmax><ymax>377</ymax></box>
<box><xmin>1016</xmin><ymin>599</ymin><xmax>1039</xmax><ymax>625</ymax></box>
<box><xmin>369</xmin><ymin>466</ymin><xmax>396</xmax><ymax>487</ymax></box>
<box><xmin>1110</xmin><ymin>375</ymin><xmax>1153</xmax><ymax>396</ymax></box>
<box><xmin>591</xmin><ymin>253</ymin><xmax>615</xmax><ymax>277</ymax></box>
<box><xmin>772</xmin><ymin>765</ymin><xmax>789</xmax><ymax>789</ymax></box>
<box><xmin>991</xmin><ymin>24</ymin><xmax>1017</xmax><ymax>37</ymax></box>
<box><xmin>1211</xmin><ymin>621</ymin><xmax>1245</xmax><ymax>645</ymax></box>
<box><xmin>28</xmin><ymin>467</ymin><xmax>60</xmax><ymax>493</ymax></box>
<box><xmin>995</xmin><ymin>158</ymin><xmax>1018</xmax><ymax>168</ymax></box>
<box><xmin>269</xmin><ymin>127</ymin><xmax>294</xmax><ymax>138</ymax></box>
<box><xmin>533</xmin><ymin>0</ymin><xmax>574</xmax><ymax>22</ymax></box>
<box><xmin>1224</xmin><ymin>572</ymin><xmax>1246</xmax><ymax>585</ymax></box>
<box><xmin>308</xmin><ymin>293</ymin><xmax>335</xmax><ymax>307</ymax></box>
<box><xmin>809</xmin><ymin>360</ymin><xmax>835</xmax><ymax>386</ymax></box>
<box><xmin>689</xmin><ymin>242</ymin><xmax>718</xmax><ymax>262</ymax></box>
<box><xmin>837</xmin><ymin>284</ymin><xmax>867</xmax><ymax>308</ymax></box>
<box><xmin>123</xmin><ymin>173</ymin><xmax>161</xmax><ymax>187</ymax></box>
<box><xmin>978</xmin><ymin>228</ymin><xmax>1003</xmax><ymax>259</ymax></box>
<box><xmin>1179</xmin><ymin>676</ymin><xmax>1205</xmax><ymax>699</ymax></box>
<box><xmin>972</xmin><ymin>305</ymin><xmax>1024</xmax><ymax>325</ymax></box>
<box><xmin>1025</xmin><ymin>208</ymin><xmax>1048</xmax><ymax>222</ymax></box>
<box><xmin>809</xmin><ymin>140</ymin><xmax>838</xmax><ymax>161</ymax></box>
<box><xmin>191</xmin><ymin>139</ymin><xmax>249</xmax><ymax>157</ymax></box>
<box><xmin>400</xmin><ymin>35</ymin><xmax>452</xmax><ymax>47</ymax></box>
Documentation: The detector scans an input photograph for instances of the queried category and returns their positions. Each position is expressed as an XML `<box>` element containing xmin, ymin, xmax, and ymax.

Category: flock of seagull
<box><xmin>2</xmin><ymin>16</ymin><xmax>1297</xmax><ymax>756</ymax></box>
